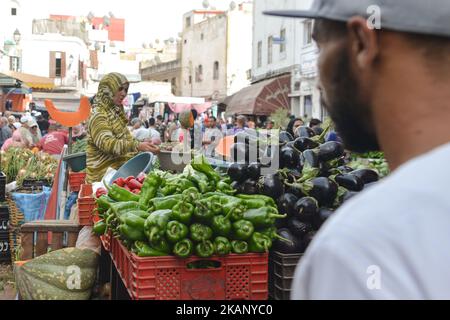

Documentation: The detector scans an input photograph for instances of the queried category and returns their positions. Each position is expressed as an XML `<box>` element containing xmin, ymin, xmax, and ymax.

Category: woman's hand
<box><xmin>138</xmin><ymin>141</ymin><xmax>160</xmax><ymax>154</ymax></box>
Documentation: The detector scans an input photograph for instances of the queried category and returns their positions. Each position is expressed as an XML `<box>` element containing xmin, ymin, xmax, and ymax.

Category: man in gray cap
<box><xmin>266</xmin><ymin>0</ymin><xmax>450</xmax><ymax>299</ymax></box>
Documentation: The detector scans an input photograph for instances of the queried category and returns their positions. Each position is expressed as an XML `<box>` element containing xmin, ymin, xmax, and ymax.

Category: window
<box><xmin>11</xmin><ymin>8</ymin><xmax>17</xmax><ymax>16</ymax></box>
<box><xmin>201</xmin><ymin>33</ymin><xmax>204</xmax><ymax>40</ymax></box>
<box><xmin>280</xmin><ymin>28</ymin><xmax>286</xmax><ymax>53</ymax></box>
<box><xmin>185</xmin><ymin>17</ymin><xmax>191</xmax><ymax>28</ymax></box>
<box><xmin>189</xmin><ymin>75</ymin><xmax>192</xmax><ymax>84</ymax></box>
<box><xmin>50</xmin><ymin>51</ymin><xmax>66</xmax><ymax>78</ymax></box>
<box><xmin>304</xmin><ymin>20</ymin><xmax>313</xmax><ymax>45</ymax></box>
<box><xmin>9</xmin><ymin>56</ymin><xmax>19</xmax><ymax>72</ymax></box>
<box><xmin>304</xmin><ymin>95</ymin><xmax>313</xmax><ymax>119</ymax></box>
<box><xmin>268</xmin><ymin>36</ymin><xmax>273</xmax><ymax>64</ymax></box>
<box><xmin>257</xmin><ymin>41</ymin><xmax>262</xmax><ymax>68</ymax></box>
<box><xmin>55</xmin><ymin>57</ymin><xmax>62</xmax><ymax>77</ymax></box>
<box><xmin>184</xmin><ymin>39</ymin><xmax>187</xmax><ymax>44</ymax></box>
<box><xmin>196</xmin><ymin>65</ymin><xmax>203</xmax><ymax>82</ymax></box>
<box><xmin>213</xmin><ymin>61</ymin><xmax>219</xmax><ymax>80</ymax></box>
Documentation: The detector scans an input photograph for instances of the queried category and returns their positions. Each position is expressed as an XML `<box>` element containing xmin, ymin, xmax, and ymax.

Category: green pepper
<box><xmin>242</xmin><ymin>207</ymin><xmax>286</xmax><ymax>228</ymax></box>
<box><xmin>109</xmin><ymin>201</ymin><xmax>147</xmax><ymax>217</ymax></box>
<box><xmin>188</xmin><ymin>171</ymin><xmax>212</xmax><ymax>193</ymax></box>
<box><xmin>193</xmin><ymin>201</ymin><xmax>216</xmax><ymax>223</ymax></box>
<box><xmin>231</xmin><ymin>240</ymin><xmax>248</xmax><ymax>254</ymax></box>
<box><xmin>237</xmin><ymin>194</ymin><xmax>276</xmax><ymax>208</ymax></box>
<box><xmin>104</xmin><ymin>181</ymin><xmax>140</xmax><ymax>202</ymax></box>
<box><xmin>190</xmin><ymin>223</ymin><xmax>213</xmax><ymax>242</ymax></box>
<box><xmin>177</xmin><ymin>178</ymin><xmax>196</xmax><ymax>192</ymax></box>
<box><xmin>182</xmin><ymin>187</ymin><xmax>201</xmax><ymax>203</ymax></box>
<box><xmin>213</xmin><ymin>195</ymin><xmax>246</xmax><ymax>221</ymax></box>
<box><xmin>211</xmin><ymin>215</ymin><xmax>231</xmax><ymax>237</ymax></box>
<box><xmin>166</xmin><ymin>221</ymin><xmax>189</xmax><ymax>243</ymax></box>
<box><xmin>242</xmin><ymin>198</ymin><xmax>266</xmax><ymax>209</ymax></box>
<box><xmin>123</xmin><ymin>214</ymin><xmax>146</xmax><ymax>232</ymax></box>
<box><xmin>133</xmin><ymin>241</ymin><xmax>168</xmax><ymax>257</ymax></box>
<box><xmin>172</xmin><ymin>202</ymin><xmax>194</xmax><ymax>224</ymax></box>
<box><xmin>195</xmin><ymin>240</ymin><xmax>215</xmax><ymax>258</ymax></box>
<box><xmin>139</xmin><ymin>173</ymin><xmax>162</xmax><ymax>207</ymax></box>
<box><xmin>149</xmin><ymin>237</ymin><xmax>171</xmax><ymax>254</ymax></box>
<box><xmin>161</xmin><ymin>184</ymin><xmax>178</xmax><ymax>196</ymax></box>
<box><xmin>232</xmin><ymin>220</ymin><xmax>254</xmax><ymax>240</ymax></box>
<box><xmin>216</xmin><ymin>181</ymin><xmax>236</xmax><ymax>195</ymax></box>
<box><xmin>125</xmin><ymin>210</ymin><xmax>150</xmax><ymax>219</ymax></box>
<box><xmin>93</xmin><ymin>220</ymin><xmax>107</xmax><ymax>236</ymax></box>
<box><xmin>214</xmin><ymin>237</ymin><xmax>231</xmax><ymax>256</ymax></box>
<box><xmin>96</xmin><ymin>195</ymin><xmax>115</xmax><ymax>213</ymax></box>
<box><xmin>173</xmin><ymin>239</ymin><xmax>194</xmax><ymax>258</ymax></box>
<box><xmin>248</xmin><ymin>232</ymin><xmax>272</xmax><ymax>253</ymax></box>
<box><xmin>144</xmin><ymin>209</ymin><xmax>172</xmax><ymax>243</ymax></box>
<box><xmin>150</xmin><ymin>195</ymin><xmax>183</xmax><ymax>211</ymax></box>
<box><xmin>119</xmin><ymin>224</ymin><xmax>146</xmax><ymax>241</ymax></box>
<box><xmin>191</xmin><ymin>154</ymin><xmax>221</xmax><ymax>184</ymax></box>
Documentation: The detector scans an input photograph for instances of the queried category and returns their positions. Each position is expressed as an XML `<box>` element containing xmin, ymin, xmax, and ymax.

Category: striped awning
<box><xmin>4</xmin><ymin>71</ymin><xmax>55</xmax><ymax>90</ymax></box>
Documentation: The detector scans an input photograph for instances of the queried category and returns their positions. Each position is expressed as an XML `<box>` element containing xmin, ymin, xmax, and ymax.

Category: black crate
<box><xmin>269</xmin><ymin>251</ymin><xmax>302</xmax><ymax>300</ymax></box>
<box><xmin>0</xmin><ymin>172</ymin><xmax>5</xmax><ymax>202</ymax></box>
<box><xmin>0</xmin><ymin>232</ymin><xmax>10</xmax><ymax>263</ymax></box>
<box><xmin>272</xmin><ymin>284</ymin><xmax>291</xmax><ymax>300</ymax></box>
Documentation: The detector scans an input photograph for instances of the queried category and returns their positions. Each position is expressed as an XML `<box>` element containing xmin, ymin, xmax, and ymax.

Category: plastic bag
<box><xmin>76</xmin><ymin>226</ymin><xmax>101</xmax><ymax>255</ymax></box>
<box><xmin>12</xmin><ymin>187</ymin><xmax>52</xmax><ymax>222</ymax></box>
<box><xmin>92</xmin><ymin>167</ymin><xmax>117</xmax><ymax>195</ymax></box>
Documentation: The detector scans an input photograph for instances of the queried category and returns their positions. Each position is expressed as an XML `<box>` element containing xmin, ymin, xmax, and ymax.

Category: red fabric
<box><xmin>39</xmin><ymin>131</ymin><xmax>69</xmax><ymax>155</ymax></box>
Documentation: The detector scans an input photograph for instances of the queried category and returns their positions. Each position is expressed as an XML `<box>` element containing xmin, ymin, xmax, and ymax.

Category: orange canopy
<box><xmin>45</xmin><ymin>96</ymin><xmax>91</xmax><ymax>127</ymax></box>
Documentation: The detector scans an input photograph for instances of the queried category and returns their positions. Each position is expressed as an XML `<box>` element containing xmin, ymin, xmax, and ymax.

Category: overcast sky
<box><xmin>20</xmin><ymin>0</ymin><xmax>232</xmax><ymax>47</ymax></box>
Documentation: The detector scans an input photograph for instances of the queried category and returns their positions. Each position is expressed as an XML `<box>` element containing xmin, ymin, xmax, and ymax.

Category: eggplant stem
<box><xmin>269</xmin><ymin>213</ymin><xmax>287</xmax><ymax>219</ymax></box>
<box><xmin>273</xmin><ymin>234</ymin><xmax>294</xmax><ymax>244</ymax></box>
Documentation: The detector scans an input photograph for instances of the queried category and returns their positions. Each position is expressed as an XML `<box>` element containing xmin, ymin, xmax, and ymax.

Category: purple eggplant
<box><xmin>301</xmin><ymin>149</ymin><xmax>320</xmax><ymax>168</ymax></box>
<box><xmin>335</xmin><ymin>174</ymin><xmax>364</xmax><ymax>192</ymax></box>
<box><xmin>293</xmin><ymin>137</ymin><xmax>320</xmax><ymax>152</ymax></box>
<box><xmin>304</xmin><ymin>177</ymin><xmax>338</xmax><ymax>208</ymax></box>
<box><xmin>303</xmin><ymin>231</ymin><xmax>317</xmax><ymax>249</ymax></box>
<box><xmin>273</xmin><ymin>228</ymin><xmax>304</xmax><ymax>254</ymax></box>
<box><xmin>230</xmin><ymin>181</ymin><xmax>243</xmax><ymax>193</ymax></box>
<box><xmin>258</xmin><ymin>174</ymin><xmax>285</xmax><ymax>200</ymax></box>
<box><xmin>279</xmin><ymin>131</ymin><xmax>294</xmax><ymax>144</ymax></box>
<box><xmin>336</xmin><ymin>165</ymin><xmax>354</xmax><ymax>174</ymax></box>
<box><xmin>280</xmin><ymin>147</ymin><xmax>301</xmax><ymax>169</ymax></box>
<box><xmin>277</xmin><ymin>193</ymin><xmax>299</xmax><ymax>218</ymax></box>
<box><xmin>242</xmin><ymin>178</ymin><xmax>258</xmax><ymax>195</ymax></box>
<box><xmin>293</xmin><ymin>197</ymin><xmax>319</xmax><ymax>223</ymax></box>
<box><xmin>342</xmin><ymin>191</ymin><xmax>359</xmax><ymax>202</ymax></box>
<box><xmin>351</xmin><ymin>169</ymin><xmax>379</xmax><ymax>184</ymax></box>
<box><xmin>318</xmin><ymin>141</ymin><xmax>345</xmax><ymax>162</ymax></box>
<box><xmin>313</xmin><ymin>208</ymin><xmax>335</xmax><ymax>230</ymax></box>
<box><xmin>288</xmin><ymin>219</ymin><xmax>313</xmax><ymax>240</ymax></box>
<box><xmin>295</xmin><ymin>126</ymin><xmax>316</xmax><ymax>138</ymax></box>
<box><xmin>247</xmin><ymin>162</ymin><xmax>262</xmax><ymax>180</ymax></box>
<box><xmin>227</xmin><ymin>163</ymin><xmax>248</xmax><ymax>182</ymax></box>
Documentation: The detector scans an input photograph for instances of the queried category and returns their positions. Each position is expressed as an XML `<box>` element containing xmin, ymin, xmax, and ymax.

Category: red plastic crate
<box><xmin>110</xmin><ymin>237</ymin><xmax>268</xmax><ymax>300</ymax></box>
<box><xmin>77</xmin><ymin>184</ymin><xmax>96</xmax><ymax>226</ymax></box>
<box><xmin>69</xmin><ymin>172</ymin><xmax>86</xmax><ymax>192</ymax></box>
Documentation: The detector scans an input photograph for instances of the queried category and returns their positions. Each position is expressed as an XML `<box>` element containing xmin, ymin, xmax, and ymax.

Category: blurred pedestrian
<box><xmin>0</xmin><ymin>117</ymin><xmax>12</xmax><ymax>148</ymax></box>
<box><xmin>131</xmin><ymin>118</ymin><xmax>150</xmax><ymax>142</ymax></box>
<box><xmin>287</xmin><ymin>118</ymin><xmax>304</xmax><ymax>137</ymax></box>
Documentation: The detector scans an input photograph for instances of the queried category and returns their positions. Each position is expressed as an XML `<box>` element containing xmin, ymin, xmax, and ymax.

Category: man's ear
<box><xmin>347</xmin><ymin>17</ymin><xmax>380</xmax><ymax>70</ymax></box>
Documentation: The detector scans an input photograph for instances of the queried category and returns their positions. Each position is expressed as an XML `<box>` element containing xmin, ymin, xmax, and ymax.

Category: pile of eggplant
<box><xmin>227</xmin><ymin>126</ymin><xmax>381</xmax><ymax>254</ymax></box>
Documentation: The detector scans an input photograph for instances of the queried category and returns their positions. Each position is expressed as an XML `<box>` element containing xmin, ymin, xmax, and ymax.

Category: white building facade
<box><xmin>181</xmin><ymin>2</ymin><xmax>253</xmax><ymax>101</ymax></box>
<box><xmin>253</xmin><ymin>0</ymin><xmax>324</xmax><ymax>121</ymax></box>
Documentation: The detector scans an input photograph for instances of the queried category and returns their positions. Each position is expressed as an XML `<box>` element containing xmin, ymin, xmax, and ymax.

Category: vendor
<box><xmin>86</xmin><ymin>72</ymin><xmax>159</xmax><ymax>184</ymax></box>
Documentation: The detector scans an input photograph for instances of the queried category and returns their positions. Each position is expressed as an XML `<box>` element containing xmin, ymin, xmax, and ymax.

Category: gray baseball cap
<box><xmin>264</xmin><ymin>0</ymin><xmax>450</xmax><ymax>38</ymax></box>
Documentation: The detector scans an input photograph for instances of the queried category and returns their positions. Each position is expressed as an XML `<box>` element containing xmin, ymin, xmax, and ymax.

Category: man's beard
<box><xmin>322</xmin><ymin>49</ymin><xmax>380</xmax><ymax>153</ymax></box>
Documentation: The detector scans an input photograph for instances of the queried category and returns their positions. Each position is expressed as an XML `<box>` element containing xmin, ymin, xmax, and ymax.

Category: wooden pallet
<box><xmin>20</xmin><ymin>220</ymin><xmax>81</xmax><ymax>260</ymax></box>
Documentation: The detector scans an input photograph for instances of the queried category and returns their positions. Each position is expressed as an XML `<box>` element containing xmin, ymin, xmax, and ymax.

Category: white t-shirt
<box><xmin>292</xmin><ymin>142</ymin><xmax>450</xmax><ymax>300</ymax></box>
<box><xmin>132</xmin><ymin>127</ymin><xmax>150</xmax><ymax>141</ymax></box>
<box><xmin>148</xmin><ymin>127</ymin><xmax>161</xmax><ymax>140</ymax></box>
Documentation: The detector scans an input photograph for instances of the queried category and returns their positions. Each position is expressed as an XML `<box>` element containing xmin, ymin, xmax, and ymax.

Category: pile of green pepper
<box><xmin>93</xmin><ymin>155</ymin><xmax>287</xmax><ymax>258</ymax></box>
